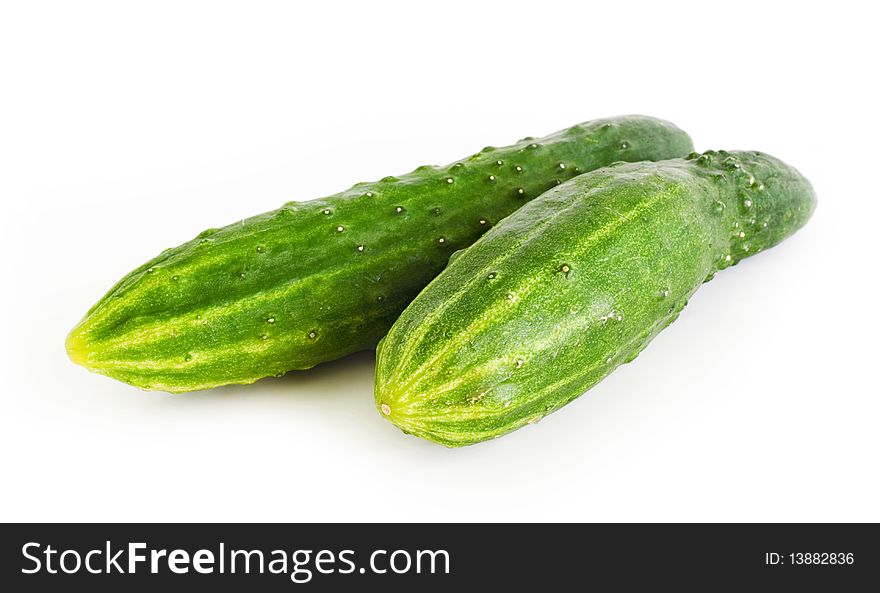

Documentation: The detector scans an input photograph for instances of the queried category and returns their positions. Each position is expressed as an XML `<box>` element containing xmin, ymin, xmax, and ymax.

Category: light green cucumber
<box><xmin>67</xmin><ymin>116</ymin><xmax>693</xmax><ymax>392</ymax></box>
<box><xmin>375</xmin><ymin>150</ymin><xmax>816</xmax><ymax>446</ymax></box>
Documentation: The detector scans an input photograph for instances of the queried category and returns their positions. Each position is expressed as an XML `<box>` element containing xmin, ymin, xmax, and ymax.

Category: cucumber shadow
<box><xmin>159</xmin><ymin>349</ymin><xmax>378</xmax><ymax>405</ymax></box>
<box><xmin>146</xmin><ymin>348</ymin><xmax>405</xmax><ymax>449</ymax></box>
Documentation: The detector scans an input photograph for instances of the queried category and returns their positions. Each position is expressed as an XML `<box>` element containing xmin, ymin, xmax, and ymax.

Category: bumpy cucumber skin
<box><xmin>375</xmin><ymin>150</ymin><xmax>816</xmax><ymax>446</ymax></box>
<box><xmin>66</xmin><ymin>116</ymin><xmax>693</xmax><ymax>393</ymax></box>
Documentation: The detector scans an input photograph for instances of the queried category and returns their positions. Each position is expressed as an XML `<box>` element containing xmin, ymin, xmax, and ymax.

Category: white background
<box><xmin>1</xmin><ymin>1</ymin><xmax>878</xmax><ymax>522</ymax></box>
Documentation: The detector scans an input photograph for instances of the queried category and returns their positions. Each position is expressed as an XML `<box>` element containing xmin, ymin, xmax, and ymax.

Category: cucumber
<box><xmin>375</xmin><ymin>150</ymin><xmax>816</xmax><ymax>446</ymax></box>
<box><xmin>66</xmin><ymin>116</ymin><xmax>693</xmax><ymax>392</ymax></box>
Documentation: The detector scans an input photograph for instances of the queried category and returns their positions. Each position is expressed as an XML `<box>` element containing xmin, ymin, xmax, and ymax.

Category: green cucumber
<box><xmin>67</xmin><ymin>116</ymin><xmax>693</xmax><ymax>393</ymax></box>
<box><xmin>375</xmin><ymin>150</ymin><xmax>816</xmax><ymax>446</ymax></box>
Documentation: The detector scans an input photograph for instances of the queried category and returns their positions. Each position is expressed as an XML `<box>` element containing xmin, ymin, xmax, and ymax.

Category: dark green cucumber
<box><xmin>66</xmin><ymin>115</ymin><xmax>693</xmax><ymax>393</ymax></box>
<box><xmin>375</xmin><ymin>150</ymin><xmax>816</xmax><ymax>446</ymax></box>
